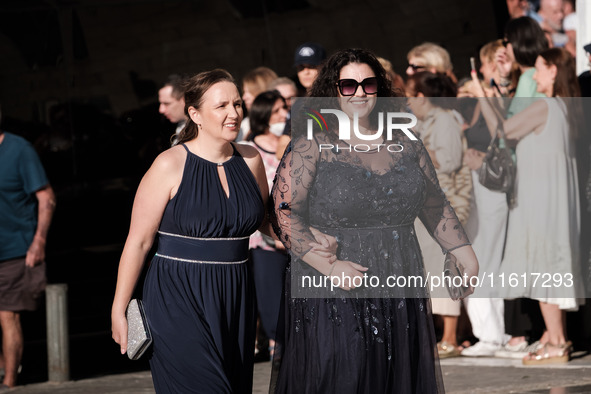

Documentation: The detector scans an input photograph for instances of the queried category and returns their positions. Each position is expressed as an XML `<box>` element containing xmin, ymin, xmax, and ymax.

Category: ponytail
<box><xmin>176</xmin><ymin>120</ymin><xmax>198</xmax><ymax>145</ymax></box>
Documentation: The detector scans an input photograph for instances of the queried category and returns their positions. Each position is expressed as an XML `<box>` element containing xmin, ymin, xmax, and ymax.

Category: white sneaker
<box><xmin>494</xmin><ymin>340</ymin><xmax>542</xmax><ymax>359</ymax></box>
<box><xmin>461</xmin><ymin>341</ymin><xmax>502</xmax><ymax>357</ymax></box>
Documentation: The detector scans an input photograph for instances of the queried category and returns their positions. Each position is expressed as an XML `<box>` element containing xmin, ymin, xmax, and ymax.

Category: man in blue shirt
<box><xmin>0</xmin><ymin>126</ymin><xmax>56</xmax><ymax>389</ymax></box>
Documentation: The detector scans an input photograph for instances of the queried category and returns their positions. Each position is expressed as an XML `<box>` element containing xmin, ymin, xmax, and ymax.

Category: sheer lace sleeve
<box><xmin>270</xmin><ymin>136</ymin><xmax>319</xmax><ymax>258</ymax></box>
<box><xmin>415</xmin><ymin>138</ymin><xmax>471</xmax><ymax>253</ymax></box>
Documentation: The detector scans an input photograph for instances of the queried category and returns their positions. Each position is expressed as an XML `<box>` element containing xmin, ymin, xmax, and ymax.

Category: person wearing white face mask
<box><xmin>241</xmin><ymin>90</ymin><xmax>289</xmax><ymax>359</ymax></box>
<box><xmin>245</xmin><ymin>90</ymin><xmax>288</xmax><ymax>174</ymax></box>
<box><xmin>269</xmin><ymin>121</ymin><xmax>287</xmax><ymax>137</ymax></box>
<box><xmin>267</xmin><ymin>78</ymin><xmax>297</xmax><ymax>160</ymax></box>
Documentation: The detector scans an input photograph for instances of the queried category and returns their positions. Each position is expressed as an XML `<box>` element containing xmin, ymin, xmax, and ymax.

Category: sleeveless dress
<box><xmin>270</xmin><ymin>131</ymin><xmax>470</xmax><ymax>394</ymax></box>
<box><xmin>142</xmin><ymin>143</ymin><xmax>265</xmax><ymax>393</ymax></box>
<box><xmin>500</xmin><ymin>98</ymin><xmax>584</xmax><ymax>310</ymax></box>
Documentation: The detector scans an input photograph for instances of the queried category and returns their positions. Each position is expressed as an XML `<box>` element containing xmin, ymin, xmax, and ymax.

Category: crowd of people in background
<box><xmin>2</xmin><ymin>0</ymin><xmax>591</xmax><ymax>392</ymax></box>
<box><xmin>131</xmin><ymin>3</ymin><xmax>591</xmax><ymax>392</ymax></box>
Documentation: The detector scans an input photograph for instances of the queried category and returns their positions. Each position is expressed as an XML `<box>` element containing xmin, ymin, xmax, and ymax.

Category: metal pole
<box><xmin>46</xmin><ymin>284</ymin><xmax>70</xmax><ymax>382</ymax></box>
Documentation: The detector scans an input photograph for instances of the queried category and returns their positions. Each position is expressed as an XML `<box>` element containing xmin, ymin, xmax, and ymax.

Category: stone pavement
<box><xmin>7</xmin><ymin>352</ymin><xmax>591</xmax><ymax>393</ymax></box>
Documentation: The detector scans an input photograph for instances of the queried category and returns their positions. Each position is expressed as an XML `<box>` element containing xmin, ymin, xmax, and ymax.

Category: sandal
<box><xmin>456</xmin><ymin>340</ymin><xmax>473</xmax><ymax>352</ymax></box>
<box><xmin>437</xmin><ymin>341</ymin><xmax>461</xmax><ymax>359</ymax></box>
<box><xmin>522</xmin><ymin>341</ymin><xmax>572</xmax><ymax>365</ymax></box>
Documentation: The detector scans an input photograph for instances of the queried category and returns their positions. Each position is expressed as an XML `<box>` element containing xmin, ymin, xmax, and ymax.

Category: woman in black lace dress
<box><xmin>270</xmin><ymin>49</ymin><xmax>479</xmax><ymax>393</ymax></box>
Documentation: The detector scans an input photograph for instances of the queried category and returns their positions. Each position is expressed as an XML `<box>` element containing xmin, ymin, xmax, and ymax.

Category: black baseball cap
<box><xmin>293</xmin><ymin>42</ymin><xmax>326</xmax><ymax>67</ymax></box>
<box><xmin>584</xmin><ymin>42</ymin><xmax>591</xmax><ymax>54</ymax></box>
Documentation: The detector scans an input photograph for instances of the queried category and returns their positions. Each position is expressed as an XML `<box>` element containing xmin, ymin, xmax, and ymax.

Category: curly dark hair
<box><xmin>309</xmin><ymin>48</ymin><xmax>395</xmax><ymax>98</ymax></box>
<box><xmin>302</xmin><ymin>48</ymin><xmax>401</xmax><ymax>131</ymax></box>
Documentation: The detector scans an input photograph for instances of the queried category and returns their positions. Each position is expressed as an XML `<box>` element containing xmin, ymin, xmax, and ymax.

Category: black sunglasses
<box><xmin>336</xmin><ymin>77</ymin><xmax>378</xmax><ymax>96</ymax></box>
<box><xmin>408</xmin><ymin>63</ymin><xmax>426</xmax><ymax>72</ymax></box>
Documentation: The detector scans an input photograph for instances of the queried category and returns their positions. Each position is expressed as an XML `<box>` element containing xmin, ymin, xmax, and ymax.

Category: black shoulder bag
<box><xmin>478</xmin><ymin>122</ymin><xmax>516</xmax><ymax>194</ymax></box>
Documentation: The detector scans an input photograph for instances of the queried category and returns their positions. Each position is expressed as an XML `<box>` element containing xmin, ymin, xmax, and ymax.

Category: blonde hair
<box><xmin>407</xmin><ymin>42</ymin><xmax>453</xmax><ymax>73</ymax></box>
<box><xmin>242</xmin><ymin>67</ymin><xmax>278</xmax><ymax>97</ymax></box>
<box><xmin>479</xmin><ymin>39</ymin><xmax>503</xmax><ymax>64</ymax></box>
<box><xmin>267</xmin><ymin>77</ymin><xmax>296</xmax><ymax>91</ymax></box>
<box><xmin>480</xmin><ymin>38</ymin><xmax>519</xmax><ymax>87</ymax></box>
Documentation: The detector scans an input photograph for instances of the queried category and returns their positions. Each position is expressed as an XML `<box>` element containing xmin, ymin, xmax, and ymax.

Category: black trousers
<box><xmin>504</xmin><ymin>298</ymin><xmax>545</xmax><ymax>340</ymax></box>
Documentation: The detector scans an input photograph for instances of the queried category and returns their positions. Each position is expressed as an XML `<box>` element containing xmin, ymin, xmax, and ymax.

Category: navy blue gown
<box><xmin>143</xmin><ymin>143</ymin><xmax>264</xmax><ymax>393</ymax></box>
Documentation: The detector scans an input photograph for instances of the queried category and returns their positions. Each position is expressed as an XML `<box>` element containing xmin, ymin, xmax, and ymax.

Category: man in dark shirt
<box><xmin>0</xmin><ymin>123</ymin><xmax>56</xmax><ymax>389</ymax></box>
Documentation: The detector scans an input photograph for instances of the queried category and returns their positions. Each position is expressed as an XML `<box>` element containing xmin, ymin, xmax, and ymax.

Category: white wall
<box><xmin>576</xmin><ymin>0</ymin><xmax>590</xmax><ymax>75</ymax></box>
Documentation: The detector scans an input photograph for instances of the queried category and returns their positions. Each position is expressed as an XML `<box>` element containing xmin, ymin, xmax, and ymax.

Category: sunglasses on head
<box><xmin>336</xmin><ymin>77</ymin><xmax>378</xmax><ymax>96</ymax></box>
<box><xmin>408</xmin><ymin>63</ymin><xmax>425</xmax><ymax>72</ymax></box>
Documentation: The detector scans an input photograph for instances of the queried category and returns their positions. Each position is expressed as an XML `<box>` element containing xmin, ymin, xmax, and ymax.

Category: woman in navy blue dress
<box><xmin>111</xmin><ymin>69</ymin><xmax>270</xmax><ymax>393</ymax></box>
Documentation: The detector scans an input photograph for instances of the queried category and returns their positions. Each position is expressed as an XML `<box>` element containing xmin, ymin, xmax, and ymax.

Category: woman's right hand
<box><xmin>309</xmin><ymin>227</ymin><xmax>338</xmax><ymax>255</ymax></box>
<box><xmin>328</xmin><ymin>260</ymin><xmax>369</xmax><ymax>291</ymax></box>
<box><xmin>307</xmin><ymin>227</ymin><xmax>338</xmax><ymax>264</ymax></box>
<box><xmin>494</xmin><ymin>47</ymin><xmax>512</xmax><ymax>80</ymax></box>
<box><xmin>111</xmin><ymin>311</ymin><xmax>128</xmax><ymax>355</ymax></box>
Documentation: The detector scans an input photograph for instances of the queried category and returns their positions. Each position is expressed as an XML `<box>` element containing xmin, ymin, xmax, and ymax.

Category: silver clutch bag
<box><xmin>126</xmin><ymin>299</ymin><xmax>152</xmax><ymax>360</ymax></box>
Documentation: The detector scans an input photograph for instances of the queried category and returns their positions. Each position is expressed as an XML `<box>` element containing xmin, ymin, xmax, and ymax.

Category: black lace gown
<box><xmin>270</xmin><ymin>131</ymin><xmax>470</xmax><ymax>394</ymax></box>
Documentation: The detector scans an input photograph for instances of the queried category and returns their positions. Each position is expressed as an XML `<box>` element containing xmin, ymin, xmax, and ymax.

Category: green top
<box><xmin>507</xmin><ymin>68</ymin><xmax>546</xmax><ymax>118</ymax></box>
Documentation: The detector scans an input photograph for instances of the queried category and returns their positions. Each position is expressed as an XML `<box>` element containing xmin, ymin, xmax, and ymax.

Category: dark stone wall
<box><xmin>0</xmin><ymin>0</ymin><xmax>500</xmax><ymax>121</ymax></box>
